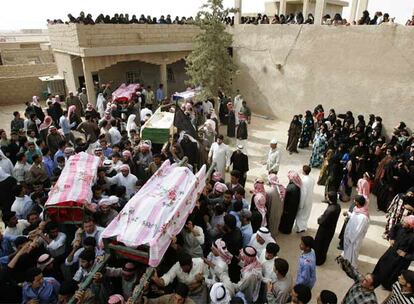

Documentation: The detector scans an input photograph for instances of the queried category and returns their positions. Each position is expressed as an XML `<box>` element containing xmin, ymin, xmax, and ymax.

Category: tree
<box><xmin>185</xmin><ymin>0</ymin><xmax>237</xmax><ymax>100</ymax></box>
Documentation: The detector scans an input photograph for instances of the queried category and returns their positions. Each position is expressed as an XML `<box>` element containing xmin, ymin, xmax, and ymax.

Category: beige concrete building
<box><xmin>0</xmin><ymin>30</ymin><xmax>58</xmax><ymax>105</ymax></box>
<box><xmin>3</xmin><ymin>0</ymin><xmax>413</xmax><ymax>133</ymax></box>
<box><xmin>48</xmin><ymin>24</ymin><xmax>200</xmax><ymax>104</ymax></box>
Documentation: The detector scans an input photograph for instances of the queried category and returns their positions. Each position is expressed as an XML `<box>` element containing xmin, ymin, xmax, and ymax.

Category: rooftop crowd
<box><xmin>47</xmin><ymin>12</ymin><xmax>199</xmax><ymax>26</ymax></box>
<box><xmin>46</xmin><ymin>10</ymin><xmax>414</xmax><ymax>27</ymax></box>
<box><xmin>241</xmin><ymin>10</ymin><xmax>396</xmax><ymax>25</ymax></box>
<box><xmin>0</xmin><ymin>74</ymin><xmax>413</xmax><ymax>304</ymax></box>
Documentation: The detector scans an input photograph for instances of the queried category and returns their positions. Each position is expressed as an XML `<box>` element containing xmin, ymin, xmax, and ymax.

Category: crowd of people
<box><xmin>47</xmin><ymin>12</ymin><xmax>200</xmax><ymax>26</ymax></box>
<box><xmin>284</xmin><ymin>104</ymin><xmax>414</xmax><ymax>299</ymax></box>
<box><xmin>241</xmin><ymin>10</ymin><xmax>396</xmax><ymax>26</ymax></box>
<box><xmin>46</xmin><ymin>9</ymin><xmax>414</xmax><ymax>27</ymax></box>
<box><xmin>0</xmin><ymin>77</ymin><xmax>413</xmax><ymax>304</ymax></box>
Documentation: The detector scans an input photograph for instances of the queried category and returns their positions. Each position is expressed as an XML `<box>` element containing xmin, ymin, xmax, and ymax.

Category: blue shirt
<box><xmin>296</xmin><ymin>249</ymin><xmax>316</xmax><ymax>289</ymax></box>
<box><xmin>53</xmin><ymin>149</ymin><xmax>64</xmax><ymax>165</ymax></box>
<box><xmin>22</xmin><ymin>277</ymin><xmax>60</xmax><ymax>304</ymax></box>
<box><xmin>231</xmin><ymin>199</ymin><xmax>249</xmax><ymax>210</ymax></box>
<box><xmin>103</xmin><ymin>147</ymin><xmax>113</xmax><ymax>158</ymax></box>
<box><xmin>43</xmin><ymin>156</ymin><xmax>55</xmax><ymax>177</ymax></box>
<box><xmin>156</xmin><ymin>88</ymin><xmax>164</xmax><ymax>102</ymax></box>
<box><xmin>59</xmin><ymin>115</ymin><xmax>76</xmax><ymax>135</ymax></box>
<box><xmin>0</xmin><ymin>235</ymin><xmax>15</xmax><ymax>265</ymax></box>
<box><xmin>229</xmin><ymin>211</ymin><xmax>241</xmax><ymax>228</ymax></box>
<box><xmin>240</xmin><ymin>223</ymin><xmax>253</xmax><ymax>248</ymax></box>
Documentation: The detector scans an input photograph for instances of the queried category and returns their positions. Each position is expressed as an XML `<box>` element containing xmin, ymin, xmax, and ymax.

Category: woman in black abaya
<box><xmin>279</xmin><ymin>171</ymin><xmax>302</xmax><ymax>234</ymax></box>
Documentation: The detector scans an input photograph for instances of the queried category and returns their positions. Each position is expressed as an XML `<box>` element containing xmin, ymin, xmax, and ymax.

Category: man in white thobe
<box><xmin>343</xmin><ymin>195</ymin><xmax>370</xmax><ymax>267</ymax></box>
<box><xmin>107</xmin><ymin>164</ymin><xmax>137</xmax><ymax>199</ymax></box>
<box><xmin>79</xmin><ymin>88</ymin><xmax>88</xmax><ymax>112</ymax></box>
<box><xmin>233</xmin><ymin>90</ymin><xmax>243</xmax><ymax>125</ymax></box>
<box><xmin>266</xmin><ymin>139</ymin><xmax>281</xmax><ymax>174</ymax></box>
<box><xmin>249</xmin><ymin>227</ymin><xmax>276</xmax><ymax>258</ymax></box>
<box><xmin>209</xmin><ymin>135</ymin><xmax>231</xmax><ymax>181</ymax></box>
<box><xmin>202</xmin><ymin>100</ymin><xmax>214</xmax><ymax>117</ymax></box>
<box><xmin>0</xmin><ymin>150</ymin><xmax>14</xmax><ymax>176</ymax></box>
<box><xmin>152</xmin><ymin>253</ymin><xmax>208</xmax><ymax>303</ymax></box>
<box><xmin>294</xmin><ymin>165</ymin><xmax>315</xmax><ymax>233</ymax></box>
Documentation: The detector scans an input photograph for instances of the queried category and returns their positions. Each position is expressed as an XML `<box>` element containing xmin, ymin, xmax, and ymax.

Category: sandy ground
<box><xmin>0</xmin><ymin>104</ymin><xmax>390</xmax><ymax>302</ymax></box>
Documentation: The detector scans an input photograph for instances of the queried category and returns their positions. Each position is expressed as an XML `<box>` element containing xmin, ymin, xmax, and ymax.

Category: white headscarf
<box><xmin>31</xmin><ymin>96</ymin><xmax>40</xmax><ymax>107</ymax></box>
<box><xmin>0</xmin><ymin>150</ymin><xmax>14</xmax><ymax>176</ymax></box>
<box><xmin>96</xmin><ymin>93</ymin><xmax>106</xmax><ymax>118</ymax></box>
<box><xmin>126</xmin><ymin>114</ymin><xmax>137</xmax><ymax>137</ymax></box>
<box><xmin>0</xmin><ymin>167</ymin><xmax>10</xmax><ymax>182</ymax></box>
<box><xmin>210</xmin><ymin>283</ymin><xmax>232</xmax><ymax>304</ymax></box>
<box><xmin>98</xmin><ymin>195</ymin><xmax>119</xmax><ymax>207</ymax></box>
<box><xmin>257</xmin><ymin>227</ymin><xmax>275</xmax><ymax>244</ymax></box>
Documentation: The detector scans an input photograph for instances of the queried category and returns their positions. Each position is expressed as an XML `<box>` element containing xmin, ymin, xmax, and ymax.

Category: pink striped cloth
<box><xmin>101</xmin><ymin>160</ymin><xmax>207</xmax><ymax>267</ymax></box>
<box><xmin>112</xmin><ymin>83</ymin><xmax>140</xmax><ymax>102</ymax></box>
<box><xmin>45</xmin><ymin>152</ymin><xmax>101</xmax><ymax>207</ymax></box>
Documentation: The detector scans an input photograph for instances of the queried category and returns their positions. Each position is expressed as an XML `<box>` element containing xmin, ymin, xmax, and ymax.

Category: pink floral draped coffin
<box><xmin>101</xmin><ymin>160</ymin><xmax>207</xmax><ymax>266</ymax></box>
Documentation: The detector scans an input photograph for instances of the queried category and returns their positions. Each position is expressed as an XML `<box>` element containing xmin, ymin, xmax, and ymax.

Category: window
<box><xmin>126</xmin><ymin>71</ymin><xmax>142</xmax><ymax>84</ymax></box>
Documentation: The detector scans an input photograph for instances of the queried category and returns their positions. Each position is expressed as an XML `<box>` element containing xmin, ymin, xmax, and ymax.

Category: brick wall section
<box><xmin>47</xmin><ymin>24</ymin><xmax>81</xmax><ymax>55</ymax></box>
<box><xmin>0</xmin><ymin>76</ymin><xmax>44</xmax><ymax>105</ymax></box>
<box><xmin>48</xmin><ymin>24</ymin><xmax>200</xmax><ymax>53</ymax></box>
<box><xmin>0</xmin><ymin>63</ymin><xmax>57</xmax><ymax>78</ymax></box>
<box><xmin>1</xmin><ymin>49</ymin><xmax>55</xmax><ymax>65</ymax></box>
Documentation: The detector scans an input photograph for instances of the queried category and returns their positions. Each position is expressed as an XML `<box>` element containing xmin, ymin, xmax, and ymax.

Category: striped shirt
<box><xmin>384</xmin><ymin>282</ymin><xmax>414</xmax><ymax>304</ymax></box>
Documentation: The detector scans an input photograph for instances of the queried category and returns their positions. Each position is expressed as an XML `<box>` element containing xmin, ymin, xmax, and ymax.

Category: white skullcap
<box><xmin>99</xmin><ymin>195</ymin><xmax>119</xmax><ymax>207</ymax></box>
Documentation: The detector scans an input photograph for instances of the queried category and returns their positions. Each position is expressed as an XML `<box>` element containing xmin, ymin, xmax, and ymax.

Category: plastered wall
<box><xmin>231</xmin><ymin>24</ymin><xmax>414</xmax><ymax>133</ymax></box>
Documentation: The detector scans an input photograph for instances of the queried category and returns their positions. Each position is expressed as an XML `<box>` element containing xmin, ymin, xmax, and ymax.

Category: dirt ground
<box><xmin>0</xmin><ymin>104</ymin><xmax>390</xmax><ymax>303</ymax></box>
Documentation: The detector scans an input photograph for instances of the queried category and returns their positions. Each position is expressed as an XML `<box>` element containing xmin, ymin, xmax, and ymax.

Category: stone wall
<box><xmin>1</xmin><ymin>49</ymin><xmax>55</xmax><ymax>65</ymax></box>
<box><xmin>0</xmin><ymin>77</ymin><xmax>44</xmax><ymax>105</ymax></box>
<box><xmin>0</xmin><ymin>63</ymin><xmax>57</xmax><ymax>105</ymax></box>
<box><xmin>47</xmin><ymin>25</ymin><xmax>81</xmax><ymax>55</ymax></box>
<box><xmin>0</xmin><ymin>63</ymin><xmax>57</xmax><ymax>78</ymax></box>
<box><xmin>48</xmin><ymin>24</ymin><xmax>200</xmax><ymax>55</ymax></box>
<box><xmin>53</xmin><ymin>53</ymin><xmax>81</xmax><ymax>93</ymax></box>
<box><xmin>231</xmin><ymin>24</ymin><xmax>414</xmax><ymax>133</ymax></box>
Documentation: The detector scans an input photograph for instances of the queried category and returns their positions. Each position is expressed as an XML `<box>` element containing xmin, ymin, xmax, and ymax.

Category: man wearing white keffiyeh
<box><xmin>233</xmin><ymin>246</ymin><xmax>263</xmax><ymax>303</ymax></box>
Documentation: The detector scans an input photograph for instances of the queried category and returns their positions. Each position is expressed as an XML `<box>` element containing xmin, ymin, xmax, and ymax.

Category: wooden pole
<box><xmin>67</xmin><ymin>254</ymin><xmax>111</xmax><ymax>304</ymax></box>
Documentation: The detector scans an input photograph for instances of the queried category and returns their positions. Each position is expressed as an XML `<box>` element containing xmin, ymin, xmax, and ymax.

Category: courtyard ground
<box><xmin>0</xmin><ymin>104</ymin><xmax>390</xmax><ymax>302</ymax></box>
